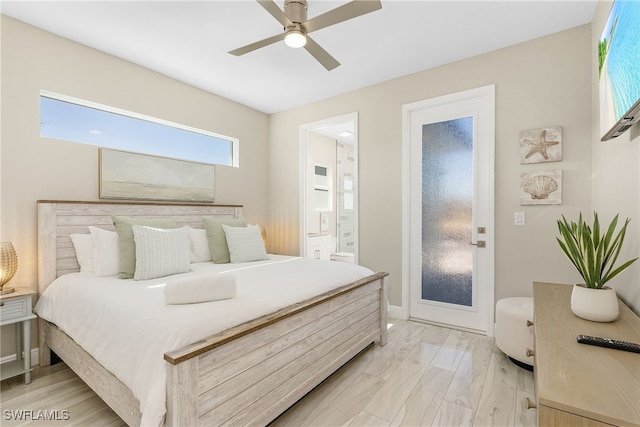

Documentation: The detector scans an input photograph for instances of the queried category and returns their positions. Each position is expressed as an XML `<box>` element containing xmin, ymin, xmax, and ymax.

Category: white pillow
<box><xmin>132</xmin><ymin>225</ymin><xmax>191</xmax><ymax>280</ymax></box>
<box><xmin>70</xmin><ymin>233</ymin><xmax>93</xmax><ymax>273</ymax></box>
<box><xmin>189</xmin><ymin>227</ymin><xmax>212</xmax><ymax>263</ymax></box>
<box><xmin>222</xmin><ymin>224</ymin><xmax>268</xmax><ymax>263</ymax></box>
<box><xmin>88</xmin><ymin>226</ymin><xmax>119</xmax><ymax>277</ymax></box>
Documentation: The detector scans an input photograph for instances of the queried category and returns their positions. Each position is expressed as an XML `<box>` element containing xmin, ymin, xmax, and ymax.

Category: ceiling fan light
<box><xmin>284</xmin><ymin>30</ymin><xmax>306</xmax><ymax>48</ymax></box>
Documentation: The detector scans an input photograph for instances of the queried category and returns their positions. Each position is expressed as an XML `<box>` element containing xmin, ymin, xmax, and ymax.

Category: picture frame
<box><xmin>519</xmin><ymin>126</ymin><xmax>562</xmax><ymax>164</ymax></box>
<box><xmin>520</xmin><ymin>170</ymin><xmax>562</xmax><ymax>205</ymax></box>
<box><xmin>99</xmin><ymin>148</ymin><xmax>215</xmax><ymax>202</ymax></box>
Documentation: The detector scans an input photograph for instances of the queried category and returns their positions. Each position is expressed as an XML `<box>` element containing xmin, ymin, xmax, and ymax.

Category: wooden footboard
<box><xmin>164</xmin><ymin>272</ymin><xmax>388</xmax><ymax>426</ymax></box>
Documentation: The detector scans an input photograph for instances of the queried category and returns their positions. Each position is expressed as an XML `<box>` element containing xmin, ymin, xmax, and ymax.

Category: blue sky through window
<box><xmin>40</xmin><ymin>94</ymin><xmax>236</xmax><ymax>167</ymax></box>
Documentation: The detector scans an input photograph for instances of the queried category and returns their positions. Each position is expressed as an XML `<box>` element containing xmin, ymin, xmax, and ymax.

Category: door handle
<box><xmin>469</xmin><ymin>241</ymin><xmax>486</xmax><ymax>248</ymax></box>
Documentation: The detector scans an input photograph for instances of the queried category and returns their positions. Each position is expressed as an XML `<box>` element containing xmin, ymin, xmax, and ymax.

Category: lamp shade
<box><xmin>0</xmin><ymin>242</ymin><xmax>18</xmax><ymax>291</ymax></box>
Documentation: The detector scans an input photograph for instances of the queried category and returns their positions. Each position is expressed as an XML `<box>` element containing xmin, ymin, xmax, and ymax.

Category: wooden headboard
<box><xmin>37</xmin><ymin>200</ymin><xmax>243</xmax><ymax>294</ymax></box>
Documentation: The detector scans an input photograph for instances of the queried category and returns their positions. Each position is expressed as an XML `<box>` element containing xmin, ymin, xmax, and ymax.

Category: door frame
<box><xmin>299</xmin><ymin>112</ymin><xmax>359</xmax><ymax>261</ymax></box>
<box><xmin>401</xmin><ymin>85</ymin><xmax>495</xmax><ymax>336</ymax></box>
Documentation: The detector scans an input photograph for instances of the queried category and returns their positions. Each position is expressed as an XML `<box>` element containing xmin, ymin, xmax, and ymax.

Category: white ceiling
<box><xmin>1</xmin><ymin>0</ymin><xmax>597</xmax><ymax>114</ymax></box>
<box><xmin>313</xmin><ymin>120</ymin><xmax>355</xmax><ymax>144</ymax></box>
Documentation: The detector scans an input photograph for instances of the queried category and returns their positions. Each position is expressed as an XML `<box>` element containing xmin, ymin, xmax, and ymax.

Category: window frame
<box><xmin>40</xmin><ymin>90</ymin><xmax>240</xmax><ymax>167</ymax></box>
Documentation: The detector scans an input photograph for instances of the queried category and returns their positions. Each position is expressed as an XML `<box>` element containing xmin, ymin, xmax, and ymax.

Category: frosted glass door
<box><xmin>405</xmin><ymin>85</ymin><xmax>495</xmax><ymax>334</ymax></box>
<box><xmin>422</xmin><ymin>117</ymin><xmax>473</xmax><ymax>306</ymax></box>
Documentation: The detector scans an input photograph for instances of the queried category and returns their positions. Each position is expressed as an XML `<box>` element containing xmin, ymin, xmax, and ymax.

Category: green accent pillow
<box><xmin>112</xmin><ymin>216</ymin><xmax>178</xmax><ymax>279</ymax></box>
<box><xmin>202</xmin><ymin>217</ymin><xmax>246</xmax><ymax>264</ymax></box>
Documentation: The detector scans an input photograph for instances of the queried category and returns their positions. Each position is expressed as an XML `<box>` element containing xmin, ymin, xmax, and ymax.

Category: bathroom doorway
<box><xmin>299</xmin><ymin>112</ymin><xmax>358</xmax><ymax>263</ymax></box>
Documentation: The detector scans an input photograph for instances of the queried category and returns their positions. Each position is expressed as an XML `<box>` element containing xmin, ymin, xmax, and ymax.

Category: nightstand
<box><xmin>0</xmin><ymin>288</ymin><xmax>37</xmax><ymax>384</ymax></box>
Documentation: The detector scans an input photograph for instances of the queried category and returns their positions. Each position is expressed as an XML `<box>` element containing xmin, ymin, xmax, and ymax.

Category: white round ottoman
<box><xmin>495</xmin><ymin>297</ymin><xmax>534</xmax><ymax>370</ymax></box>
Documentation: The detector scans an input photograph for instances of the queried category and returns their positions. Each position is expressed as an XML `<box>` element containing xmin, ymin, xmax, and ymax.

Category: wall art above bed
<box><xmin>99</xmin><ymin>148</ymin><xmax>215</xmax><ymax>202</ymax></box>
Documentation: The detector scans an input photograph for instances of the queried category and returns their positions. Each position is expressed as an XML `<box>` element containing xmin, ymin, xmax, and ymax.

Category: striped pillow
<box><xmin>132</xmin><ymin>225</ymin><xmax>191</xmax><ymax>280</ymax></box>
<box><xmin>222</xmin><ymin>224</ymin><xmax>268</xmax><ymax>263</ymax></box>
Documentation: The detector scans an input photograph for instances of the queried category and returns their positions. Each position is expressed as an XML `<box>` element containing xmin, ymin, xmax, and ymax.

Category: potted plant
<box><xmin>556</xmin><ymin>212</ymin><xmax>638</xmax><ymax>322</ymax></box>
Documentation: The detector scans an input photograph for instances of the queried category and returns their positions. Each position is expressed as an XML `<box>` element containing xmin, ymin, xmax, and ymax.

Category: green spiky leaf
<box><xmin>556</xmin><ymin>212</ymin><xmax>637</xmax><ymax>288</ymax></box>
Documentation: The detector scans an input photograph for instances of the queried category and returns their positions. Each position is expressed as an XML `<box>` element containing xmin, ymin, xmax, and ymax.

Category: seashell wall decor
<box><xmin>519</xmin><ymin>126</ymin><xmax>562</xmax><ymax>164</ymax></box>
<box><xmin>520</xmin><ymin>170</ymin><xmax>562</xmax><ymax>205</ymax></box>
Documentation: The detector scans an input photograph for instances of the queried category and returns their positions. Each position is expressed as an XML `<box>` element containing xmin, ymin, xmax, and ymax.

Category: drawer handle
<box><xmin>526</xmin><ymin>348</ymin><xmax>535</xmax><ymax>357</ymax></box>
<box><xmin>526</xmin><ymin>320</ymin><xmax>533</xmax><ymax>327</ymax></box>
<box><xmin>0</xmin><ymin>302</ymin><xmax>4</xmax><ymax>307</ymax></box>
<box><xmin>524</xmin><ymin>397</ymin><xmax>537</xmax><ymax>410</ymax></box>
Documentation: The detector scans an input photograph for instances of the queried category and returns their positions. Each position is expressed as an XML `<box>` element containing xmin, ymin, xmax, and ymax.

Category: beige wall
<box><xmin>590</xmin><ymin>1</ymin><xmax>640</xmax><ymax>312</ymax></box>
<box><xmin>0</xmin><ymin>16</ymin><xmax>270</xmax><ymax>355</ymax></box>
<box><xmin>270</xmin><ymin>24</ymin><xmax>594</xmax><ymax>309</ymax></box>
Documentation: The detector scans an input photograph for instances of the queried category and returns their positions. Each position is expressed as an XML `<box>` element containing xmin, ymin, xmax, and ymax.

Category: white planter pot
<box><xmin>570</xmin><ymin>284</ymin><xmax>619</xmax><ymax>322</ymax></box>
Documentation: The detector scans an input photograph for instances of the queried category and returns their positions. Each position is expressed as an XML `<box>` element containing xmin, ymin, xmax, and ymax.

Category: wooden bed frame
<box><xmin>37</xmin><ymin>200</ymin><xmax>388</xmax><ymax>426</ymax></box>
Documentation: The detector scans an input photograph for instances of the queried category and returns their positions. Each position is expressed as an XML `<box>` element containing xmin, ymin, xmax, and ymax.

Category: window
<box><xmin>40</xmin><ymin>91</ymin><xmax>239</xmax><ymax>167</ymax></box>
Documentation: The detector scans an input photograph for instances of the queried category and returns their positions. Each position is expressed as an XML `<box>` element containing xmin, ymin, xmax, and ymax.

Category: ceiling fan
<box><xmin>229</xmin><ymin>0</ymin><xmax>382</xmax><ymax>71</ymax></box>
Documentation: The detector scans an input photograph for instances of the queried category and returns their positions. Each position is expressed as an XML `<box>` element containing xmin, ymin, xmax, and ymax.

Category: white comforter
<box><xmin>35</xmin><ymin>255</ymin><xmax>374</xmax><ymax>426</ymax></box>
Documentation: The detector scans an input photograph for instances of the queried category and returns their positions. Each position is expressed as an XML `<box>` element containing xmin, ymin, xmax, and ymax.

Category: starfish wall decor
<box><xmin>519</xmin><ymin>126</ymin><xmax>562</xmax><ymax>164</ymax></box>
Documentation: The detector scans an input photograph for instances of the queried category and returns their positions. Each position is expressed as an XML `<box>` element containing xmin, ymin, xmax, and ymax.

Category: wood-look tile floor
<box><xmin>0</xmin><ymin>319</ymin><xmax>536</xmax><ymax>426</ymax></box>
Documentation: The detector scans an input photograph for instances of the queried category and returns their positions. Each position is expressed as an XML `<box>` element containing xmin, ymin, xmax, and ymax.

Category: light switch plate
<box><xmin>514</xmin><ymin>212</ymin><xmax>525</xmax><ymax>226</ymax></box>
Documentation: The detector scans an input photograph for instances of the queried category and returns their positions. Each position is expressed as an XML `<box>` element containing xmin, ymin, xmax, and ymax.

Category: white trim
<box><xmin>401</xmin><ymin>84</ymin><xmax>496</xmax><ymax>336</ymax></box>
<box><xmin>401</xmin><ymin>99</ymin><xmax>412</xmax><ymax>321</ymax></box>
<box><xmin>299</xmin><ymin>125</ymin><xmax>308</xmax><ymax>256</ymax></box>
<box><xmin>409</xmin><ymin>317</ymin><xmax>489</xmax><ymax>336</ymax></box>
<box><xmin>299</xmin><ymin>113</ymin><xmax>359</xmax><ymax>261</ymax></box>
<box><xmin>39</xmin><ymin>90</ymin><xmax>240</xmax><ymax>167</ymax></box>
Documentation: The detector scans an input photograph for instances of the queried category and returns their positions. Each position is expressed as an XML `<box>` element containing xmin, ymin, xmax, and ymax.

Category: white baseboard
<box><xmin>387</xmin><ymin>306</ymin><xmax>495</xmax><ymax>337</ymax></box>
<box><xmin>0</xmin><ymin>348</ymin><xmax>40</xmax><ymax>368</ymax></box>
<box><xmin>388</xmin><ymin>304</ymin><xmax>408</xmax><ymax>320</ymax></box>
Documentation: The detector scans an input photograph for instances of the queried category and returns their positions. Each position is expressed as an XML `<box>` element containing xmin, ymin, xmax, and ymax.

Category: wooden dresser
<box><xmin>533</xmin><ymin>282</ymin><xmax>640</xmax><ymax>426</ymax></box>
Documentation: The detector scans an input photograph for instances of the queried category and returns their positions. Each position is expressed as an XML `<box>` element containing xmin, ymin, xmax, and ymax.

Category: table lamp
<box><xmin>0</xmin><ymin>241</ymin><xmax>18</xmax><ymax>295</ymax></box>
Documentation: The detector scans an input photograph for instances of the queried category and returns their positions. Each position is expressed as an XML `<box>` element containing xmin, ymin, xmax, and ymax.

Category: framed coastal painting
<box><xmin>99</xmin><ymin>148</ymin><xmax>215</xmax><ymax>202</ymax></box>
<box><xmin>519</xmin><ymin>127</ymin><xmax>562</xmax><ymax>164</ymax></box>
<box><xmin>520</xmin><ymin>170</ymin><xmax>562</xmax><ymax>205</ymax></box>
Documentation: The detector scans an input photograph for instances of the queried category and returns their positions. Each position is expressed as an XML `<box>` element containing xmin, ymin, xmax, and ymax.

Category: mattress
<box><xmin>35</xmin><ymin>255</ymin><xmax>374</xmax><ymax>426</ymax></box>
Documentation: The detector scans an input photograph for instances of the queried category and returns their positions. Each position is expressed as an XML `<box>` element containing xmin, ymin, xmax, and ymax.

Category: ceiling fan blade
<box><xmin>304</xmin><ymin>0</ymin><xmax>382</xmax><ymax>33</ymax></box>
<box><xmin>257</xmin><ymin>0</ymin><xmax>293</xmax><ymax>28</ymax></box>
<box><xmin>304</xmin><ymin>36</ymin><xmax>340</xmax><ymax>71</ymax></box>
<box><xmin>228</xmin><ymin>33</ymin><xmax>285</xmax><ymax>56</ymax></box>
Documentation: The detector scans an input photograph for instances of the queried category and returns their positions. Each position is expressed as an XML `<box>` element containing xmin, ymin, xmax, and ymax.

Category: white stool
<box><xmin>495</xmin><ymin>297</ymin><xmax>534</xmax><ymax>370</ymax></box>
